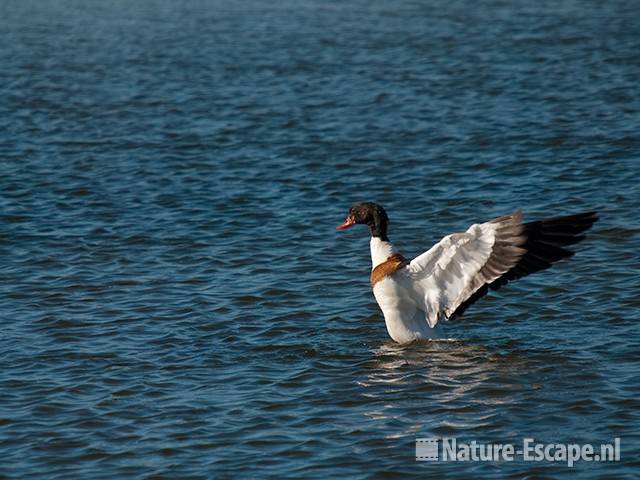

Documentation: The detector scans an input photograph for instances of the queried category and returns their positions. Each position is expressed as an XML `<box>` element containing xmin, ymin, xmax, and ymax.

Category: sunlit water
<box><xmin>1</xmin><ymin>0</ymin><xmax>639</xmax><ymax>478</ymax></box>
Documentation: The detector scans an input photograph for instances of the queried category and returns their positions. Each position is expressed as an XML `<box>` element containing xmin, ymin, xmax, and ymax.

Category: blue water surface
<box><xmin>1</xmin><ymin>0</ymin><xmax>640</xmax><ymax>478</ymax></box>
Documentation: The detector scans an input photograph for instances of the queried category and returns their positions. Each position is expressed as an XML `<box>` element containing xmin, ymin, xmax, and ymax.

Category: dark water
<box><xmin>1</xmin><ymin>0</ymin><xmax>640</xmax><ymax>478</ymax></box>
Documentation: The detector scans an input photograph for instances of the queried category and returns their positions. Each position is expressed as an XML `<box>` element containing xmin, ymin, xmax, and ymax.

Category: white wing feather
<box><xmin>403</xmin><ymin>212</ymin><xmax>526</xmax><ymax>327</ymax></box>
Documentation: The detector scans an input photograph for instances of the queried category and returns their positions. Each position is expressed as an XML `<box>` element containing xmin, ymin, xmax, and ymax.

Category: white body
<box><xmin>368</xmin><ymin>213</ymin><xmax>523</xmax><ymax>344</ymax></box>
<box><xmin>370</xmin><ymin>237</ymin><xmax>446</xmax><ymax>343</ymax></box>
<box><xmin>373</xmin><ymin>276</ymin><xmax>444</xmax><ymax>343</ymax></box>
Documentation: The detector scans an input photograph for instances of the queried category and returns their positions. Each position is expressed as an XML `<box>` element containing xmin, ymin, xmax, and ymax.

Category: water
<box><xmin>1</xmin><ymin>0</ymin><xmax>639</xmax><ymax>478</ymax></box>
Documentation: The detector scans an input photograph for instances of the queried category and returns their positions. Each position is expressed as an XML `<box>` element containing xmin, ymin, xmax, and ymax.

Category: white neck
<box><xmin>370</xmin><ymin>237</ymin><xmax>396</xmax><ymax>269</ymax></box>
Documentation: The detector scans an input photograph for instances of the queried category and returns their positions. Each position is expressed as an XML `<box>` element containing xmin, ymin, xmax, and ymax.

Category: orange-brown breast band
<box><xmin>370</xmin><ymin>254</ymin><xmax>409</xmax><ymax>288</ymax></box>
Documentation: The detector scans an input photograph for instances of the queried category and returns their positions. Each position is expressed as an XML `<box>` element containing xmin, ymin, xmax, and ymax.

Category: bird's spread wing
<box><xmin>452</xmin><ymin>211</ymin><xmax>598</xmax><ymax>318</ymax></box>
<box><xmin>405</xmin><ymin>210</ymin><xmax>598</xmax><ymax>327</ymax></box>
<box><xmin>405</xmin><ymin>211</ymin><xmax>527</xmax><ymax>327</ymax></box>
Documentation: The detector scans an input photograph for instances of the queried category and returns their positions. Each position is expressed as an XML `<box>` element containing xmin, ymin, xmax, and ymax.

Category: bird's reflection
<box><xmin>358</xmin><ymin>336</ymin><xmax>534</xmax><ymax>437</ymax></box>
<box><xmin>363</xmin><ymin>337</ymin><xmax>524</xmax><ymax>387</ymax></box>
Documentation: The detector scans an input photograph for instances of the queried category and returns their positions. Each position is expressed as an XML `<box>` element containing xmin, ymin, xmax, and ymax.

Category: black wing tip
<box><xmin>532</xmin><ymin>211</ymin><xmax>598</xmax><ymax>239</ymax></box>
<box><xmin>539</xmin><ymin>211</ymin><xmax>599</xmax><ymax>224</ymax></box>
<box><xmin>572</xmin><ymin>211</ymin><xmax>599</xmax><ymax>224</ymax></box>
<box><xmin>450</xmin><ymin>210</ymin><xmax>598</xmax><ymax>320</ymax></box>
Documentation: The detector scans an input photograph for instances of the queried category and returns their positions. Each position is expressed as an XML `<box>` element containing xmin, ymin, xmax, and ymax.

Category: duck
<box><xmin>336</xmin><ymin>202</ymin><xmax>598</xmax><ymax>344</ymax></box>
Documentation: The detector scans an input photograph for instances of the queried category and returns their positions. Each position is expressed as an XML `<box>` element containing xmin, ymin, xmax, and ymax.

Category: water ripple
<box><xmin>1</xmin><ymin>0</ymin><xmax>639</xmax><ymax>478</ymax></box>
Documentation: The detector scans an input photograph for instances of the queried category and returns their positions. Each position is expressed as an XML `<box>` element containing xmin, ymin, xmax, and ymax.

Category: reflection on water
<box><xmin>362</xmin><ymin>339</ymin><xmax>531</xmax><ymax>419</ymax></box>
<box><xmin>358</xmin><ymin>336</ymin><xmax>612</xmax><ymax>448</ymax></box>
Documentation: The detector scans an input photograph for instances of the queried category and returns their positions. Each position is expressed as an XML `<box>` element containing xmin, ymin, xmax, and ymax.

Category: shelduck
<box><xmin>336</xmin><ymin>202</ymin><xmax>597</xmax><ymax>344</ymax></box>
